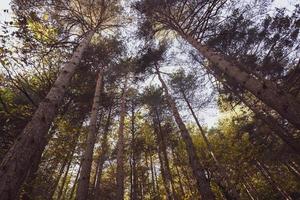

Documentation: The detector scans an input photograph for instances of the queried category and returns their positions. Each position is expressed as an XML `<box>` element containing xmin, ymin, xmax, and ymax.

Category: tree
<box><xmin>0</xmin><ymin>0</ymin><xmax>120</xmax><ymax>198</ymax></box>
<box><xmin>169</xmin><ymin>69</ymin><xmax>240</xmax><ymax>199</ymax></box>
<box><xmin>76</xmin><ymin>69</ymin><xmax>104</xmax><ymax>200</ymax></box>
<box><xmin>134</xmin><ymin>0</ymin><xmax>300</xmax><ymax>129</ymax></box>
<box><xmin>116</xmin><ymin>79</ymin><xmax>128</xmax><ymax>200</ymax></box>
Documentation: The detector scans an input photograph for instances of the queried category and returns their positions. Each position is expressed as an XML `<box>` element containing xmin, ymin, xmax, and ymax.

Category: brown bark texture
<box><xmin>116</xmin><ymin>81</ymin><xmax>128</xmax><ymax>200</ymax></box>
<box><xmin>155</xmin><ymin>65</ymin><xmax>215</xmax><ymax>200</ymax></box>
<box><xmin>181</xmin><ymin>33</ymin><xmax>300</xmax><ymax>129</ymax></box>
<box><xmin>76</xmin><ymin>69</ymin><xmax>104</xmax><ymax>200</ymax></box>
<box><xmin>0</xmin><ymin>30</ymin><xmax>95</xmax><ymax>200</ymax></box>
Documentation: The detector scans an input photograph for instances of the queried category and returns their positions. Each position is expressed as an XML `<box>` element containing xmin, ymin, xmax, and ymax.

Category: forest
<box><xmin>0</xmin><ymin>0</ymin><xmax>300</xmax><ymax>199</ymax></box>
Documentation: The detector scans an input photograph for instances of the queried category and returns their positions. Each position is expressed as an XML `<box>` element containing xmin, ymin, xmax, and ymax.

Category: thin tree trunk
<box><xmin>144</xmin><ymin>151</ymin><xmax>151</xmax><ymax>196</ymax></box>
<box><xmin>153</xmin><ymin>116</ymin><xmax>172</xmax><ymax>200</ymax></box>
<box><xmin>155</xmin><ymin>65</ymin><xmax>215</xmax><ymax>200</ymax></box>
<box><xmin>244</xmin><ymin>170</ymin><xmax>260</xmax><ymax>198</ymax></box>
<box><xmin>90</xmin><ymin>110</ymin><xmax>105</xmax><ymax>194</ymax></box>
<box><xmin>255</xmin><ymin>160</ymin><xmax>292</xmax><ymax>200</ymax></box>
<box><xmin>149</xmin><ymin>154</ymin><xmax>157</xmax><ymax>195</ymax></box>
<box><xmin>76</xmin><ymin>69</ymin><xmax>104</xmax><ymax>200</ymax></box>
<box><xmin>70</xmin><ymin>164</ymin><xmax>81</xmax><ymax>200</ymax></box>
<box><xmin>154</xmin><ymin>111</ymin><xmax>178</xmax><ymax>200</ymax></box>
<box><xmin>55</xmin><ymin>129</ymin><xmax>81</xmax><ymax>200</ymax></box>
<box><xmin>0</xmin><ymin>30</ymin><xmax>95</xmax><ymax>199</ymax></box>
<box><xmin>62</xmin><ymin>170</ymin><xmax>73</xmax><ymax>200</ymax></box>
<box><xmin>157</xmin><ymin>141</ymin><xmax>172</xmax><ymax>199</ymax></box>
<box><xmin>181</xmin><ymin>92</ymin><xmax>239</xmax><ymax>199</ymax></box>
<box><xmin>116</xmin><ymin>81</ymin><xmax>128</xmax><ymax>200</ymax></box>
<box><xmin>94</xmin><ymin>107</ymin><xmax>112</xmax><ymax>200</ymax></box>
<box><xmin>158</xmin><ymin>120</ymin><xmax>178</xmax><ymax>200</ymax></box>
<box><xmin>242</xmin><ymin>183</ymin><xmax>256</xmax><ymax>200</ymax></box>
<box><xmin>175</xmin><ymin>163</ymin><xmax>185</xmax><ymax>197</ymax></box>
<box><xmin>57</xmin><ymin>152</ymin><xmax>74</xmax><ymax>200</ymax></box>
<box><xmin>284</xmin><ymin>161</ymin><xmax>300</xmax><ymax>180</ymax></box>
<box><xmin>170</xmin><ymin>148</ymin><xmax>185</xmax><ymax>197</ymax></box>
<box><xmin>181</xmin><ymin>33</ymin><xmax>300</xmax><ymax>129</ymax></box>
<box><xmin>153</xmin><ymin>158</ymin><xmax>160</xmax><ymax>197</ymax></box>
<box><xmin>50</xmin><ymin>157</ymin><xmax>70</xmax><ymax>199</ymax></box>
<box><xmin>130</xmin><ymin>101</ymin><xmax>139</xmax><ymax>200</ymax></box>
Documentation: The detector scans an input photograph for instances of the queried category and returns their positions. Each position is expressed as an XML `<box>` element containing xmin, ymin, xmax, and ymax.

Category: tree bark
<box><xmin>0</xmin><ymin>30</ymin><xmax>95</xmax><ymax>199</ymax></box>
<box><xmin>210</xmin><ymin>67</ymin><xmax>300</xmax><ymax>154</ymax></box>
<box><xmin>153</xmin><ymin>116</ymin><xmax>172</xmax><ymax>200</ymax></box>
<box><xmin>149</xmin><ymin>154</ymin><xmax>157</xmax><ymax>195</ymax></box>
<box><xmin>130</xmin><ymin>101</ymin><xmax>139</xmax><ymax>200</ymax></box>
<box><xmin>50</xmin><ymin>156</ymin><xmax>70</xmax><ymax>199</ymax></box>
<box><xmin>155</xmin><ymin>65</ymin><xmax>215</xmax><ymax>200</ymax></box>
<box><xmin>284</xmin><ymin>161</ymin><xmax>300</xmax><ymax>180</ymax></box>
<box><xmin>181</xmin><ymin>33</ymin><xmax>300</xmax><ymax>129</ymax></box>
<box><xmin>57</xmin><ymin>156</ymin><xmax>73</xmax><ymax>200</ymax></box>
<box><xmin>94</xmin><ymin>107</ymin><xmax>112</xmax><ymax>200</ymax></box>
<box><xmin>76</xmin><ymin>69</ymin><xmax>104</xmax><ymax>200</ymax></box>
<box><xmin>116</xmin><ymin>81</ymin><xmax>128</xmax><ymax>200</ymax></box>
<box><xmin>255</xmin><ymin>160</ymin><xmax>292</xmax><ymax>200</ymax></box>
<box><xmin>70</xmin><ymin>164</ymin><xmax>81</xmax><ymax>200</ymax></box>
<box><xmin>181</xmin><ymin>92</ymin><xmax>239</xmax><ymax>199</ymax></box>
<box><xmin>153</xmin><ymin>111</ymin><xmax>178</xmax><ymax>200</ymax></box>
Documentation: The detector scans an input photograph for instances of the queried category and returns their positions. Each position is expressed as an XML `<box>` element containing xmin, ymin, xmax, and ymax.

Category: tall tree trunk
<box><xmin>76</xmin><ymin>69</ymin><xmax>104</xmax><ymax>200</ymax></box>
<box><xmin>180</xmin><ymin>33</ymin><xmax>300</xmax><ymax>129</ymax></box>
<box><xmin>70</xmin><ymin>164</ymin><xmax>81</xmax><ymax>200</ymax></box>
<box><xmin>170</xmin><ymin>148</ymin><xmax>186</xmax><ymax>197</ymax></box>
<box><xmin>255</xmin><ymin>160</ymin><xmax>292</xmax><ymax>200</ymax></box>
<box><xmin>155</xmin><ymin>65</ymin><xmax>215</xmax><ymax>200</ymax></box>
<box><xmin>50</xmin><ymin>156</ymin><xmax>70</xmax><ymax>199</ymax></box>
<box><xmin>94</xmin><ymin>106</ymin><xmax>112</xmax><ymax>200</ymax></box>
<box><xmin>157</xmin><ymin>141</ymin><xmax>172</xmax><ymax>200</ymax></box>
<box><xmin>116</xmin><ymin>81</ymin><xmax>128</xmax><ymax>200</ymax></box>
<box><xmin>0</xmin><ymin>30</ymin><xmax>95</xmax><ymax>199</ymax></box>
<box><xmin>57</xmin><ymin>157</ymin><xmax>73</xmax><ymax>200</ymax></box>
<box><xmin>153</xmin><ymin>157</ymin><xmax>160</xmax><ymax>197</ymax></box>
<box><xmin>130</xmin><ymin>101</ymin><xmax>139</xmax><ymax>200</ymax></box>
<box><xmin>153</xmin><ymin>115</ymin><xmax>172</xmax><ymax>200</ymax></box>
<box><xmin>284</xmin><ymin>161</ymin><xmax>300</xmax><ymax>180</ymax></box>
<box><xmin>154</xmin><ymin>111</ymin><xmax>178</xmax><ymax>200</ymax></box>
<box><xmin>211</xmin><ymin>68</ymin><xmax>300</xmax><ymax>154</ymax></box>
<box><xmin>181</xmin><ymin>92</ymin><xmax>239</xmax><ymax>199</ymax></box>
<box><xmin>175</xmin><ymin>163</ymin><xmax>185</xmax><ymax>197</ymax></box>
<box><xmin>21</xmin><ymin>124</ymin><xmax>58</xmax><ymax>200</ymax></box>
<box><xmin>242</xmin><ymin>183</ymin><xmax>256</xmax><ymax>200</ymax></box>
<box><xmin>149</xmin><ymin>154</ymin><xmax>157</xmax><ymax>195</ymax></box>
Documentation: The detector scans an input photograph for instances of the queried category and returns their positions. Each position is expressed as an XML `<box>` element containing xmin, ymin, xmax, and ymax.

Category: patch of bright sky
<box><xmin>0</xmin><ymin>0</ymin><xmax>11</xmax><ymax>22</ymax></box>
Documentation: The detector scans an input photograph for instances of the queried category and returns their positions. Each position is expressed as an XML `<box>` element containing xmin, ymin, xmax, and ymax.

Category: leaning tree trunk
<box><xmin>255</xmin><ymin>160</ymin><xmax>293</xmax><ymax>200</ymax></box>
<box><xmin>116</xmin><ymin>81</ymin><xmax>128</xmax><ymax>200</ymax></box>
<box><xmin>180</xmin><ymin>33</ymin><xmax>300</xmax><ymax>129</ymax></box>
<box><xmin>211</xmin><ymin>68</ymin><xmax>300</xmax><ymax>154</ymax></box>
<box><xmin>155</xmin><ymin>65</ymin><xmax>215</xmax><ymax>200</ymax></box>
<box><xmin>181</xmin><ymin>92</ymin><xmax>240</xmax><ymax>200</ymax></box>
<box><xmin>76</xmin><ymin>69</ymin><xmax>104</xmax><ymax>200</ymax></box>
<box><xmin>0</xmin><ymin>30</ymin><xmax>95</xmax><ymax>200</ymax></box>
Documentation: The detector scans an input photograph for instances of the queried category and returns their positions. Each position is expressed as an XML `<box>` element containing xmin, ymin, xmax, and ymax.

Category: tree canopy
<box><xmin>0</xmin><ymin>0</ymin><xmax>300</xmax><ymax>199</ymax></box>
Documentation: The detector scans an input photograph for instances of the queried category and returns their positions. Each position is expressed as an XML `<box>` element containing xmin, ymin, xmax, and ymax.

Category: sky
<box><xmin>0</xmin><ymin>0</ymin><xmax>297</xmax><ymax>127</ymax></box>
